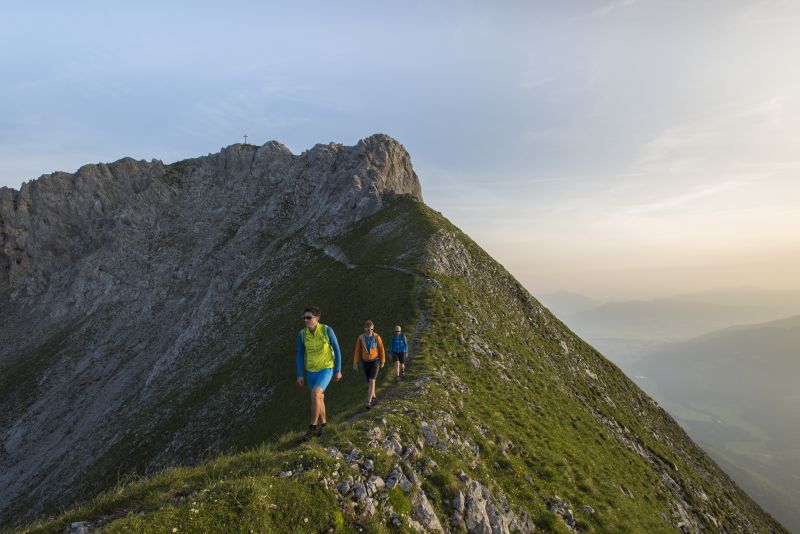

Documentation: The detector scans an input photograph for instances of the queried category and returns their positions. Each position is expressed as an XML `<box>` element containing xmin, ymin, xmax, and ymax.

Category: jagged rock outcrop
<box><xmin>0</xmin><ymin>134</ymin><xmax>420</xmax><ymax>303</ymax></box>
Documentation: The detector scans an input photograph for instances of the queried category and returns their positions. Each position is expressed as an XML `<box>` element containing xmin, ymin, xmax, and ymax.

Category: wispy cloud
<box><xmin>592</xmin><ymin>0</ymin><xmax>638</xmax><ymax>17</ymax></box>
<box><xmin>625</xmin><ymin>180</ymin><xmax>749</xmax><ymax>214</ymax></box>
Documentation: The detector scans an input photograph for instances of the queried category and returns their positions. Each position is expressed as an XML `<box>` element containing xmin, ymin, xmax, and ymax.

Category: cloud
<box><xmin>624</xmin><ymin>180</ymin><xmax>748</xmax><ymax>214</ymax></box>
<box><xmin>592</xmin><ymin>0</ymin><xmax>638</xmax><ymax>17</ymax></box>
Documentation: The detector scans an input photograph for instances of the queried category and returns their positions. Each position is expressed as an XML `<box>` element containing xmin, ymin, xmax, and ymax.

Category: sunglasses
<box><xmin>303</xmin><ymin>316</ymin><xmax>314</xmax><ymax>320</ymax></box>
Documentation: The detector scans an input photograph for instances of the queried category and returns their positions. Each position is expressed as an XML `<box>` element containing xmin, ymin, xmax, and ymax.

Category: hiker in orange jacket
<box><xmin>352</xmin><ymin>320</ymin><xmax>385</xmax><ymax>410</ymax></box>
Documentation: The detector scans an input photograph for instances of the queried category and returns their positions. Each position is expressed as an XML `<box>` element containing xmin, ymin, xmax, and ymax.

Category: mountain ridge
<box><xmin>0</xmin><ymin>134</ymin><xmax>423</xmax><ymax>526</ymax></box>
<box><xmin>0</xmin><ymin>136</ymin><xmax>788</xmax><ymax>532</ymax></box>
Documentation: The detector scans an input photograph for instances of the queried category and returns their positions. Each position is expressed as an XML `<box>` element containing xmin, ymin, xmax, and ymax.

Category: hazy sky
<box><xmin>2</xmin><ymin>1</ymin><xmax>799</xmax><ymax>299</ymax></box>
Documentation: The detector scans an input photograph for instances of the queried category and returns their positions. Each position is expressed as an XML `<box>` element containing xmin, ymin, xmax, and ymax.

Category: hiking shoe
<box><xmin>301</xmin><ymin>426</ymin><xmax>316</xmax><ymax>441</ymax></box>
<box><xmin>365</xmin><ymin>402</ymin><xmax>372</xmax><ymax>410</ymax></box>
<box><xmin>316</xmin><ymin>424</ymin><xmax>325</xmax><ymax>437</ymax></box>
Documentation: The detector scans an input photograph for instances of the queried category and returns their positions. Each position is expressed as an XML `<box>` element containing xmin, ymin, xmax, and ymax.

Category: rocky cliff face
<box><xmin>1</xmin><ymin>136</ymin><xmax>787</xmax><ymax>533</ymax></box>
<box><xmin>0</xmin><ymin>134</ymin><xmax>421</xmax><ymax>525</ymax></box>
<box><xmin>0</xmin><ymin>134</ymin><xmax>421</xmax><ymax>303</ymax></box>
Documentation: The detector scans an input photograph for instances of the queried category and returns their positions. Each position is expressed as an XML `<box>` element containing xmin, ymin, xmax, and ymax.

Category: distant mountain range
<box><xmin>539</xmin><ymin>287</ymin><xmax>800</xmax><ymax>343</ymax></box>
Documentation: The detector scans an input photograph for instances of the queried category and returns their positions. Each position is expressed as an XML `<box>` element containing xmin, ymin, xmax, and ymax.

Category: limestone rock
<box><xmin>411</xmin><ymin>490</ymin><xmax>444</xmax><ymax>533</ymax></box>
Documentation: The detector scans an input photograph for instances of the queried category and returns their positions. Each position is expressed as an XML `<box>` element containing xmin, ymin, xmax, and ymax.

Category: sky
<box><xmin>2</xmin><ymin>0</ymin><xmax>799</xmax><ymax>299</ymax></box>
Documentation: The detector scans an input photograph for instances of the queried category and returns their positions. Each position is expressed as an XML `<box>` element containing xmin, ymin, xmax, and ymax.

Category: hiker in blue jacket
<box><xmin>296</xmin><ymin>306</ymin><xmax>342</xmax><ymax>441</ymax></box>
<box><xmin>390</xmin><ymin>325</ymin><xmax>409</xmax><ymax>380</ymax></box>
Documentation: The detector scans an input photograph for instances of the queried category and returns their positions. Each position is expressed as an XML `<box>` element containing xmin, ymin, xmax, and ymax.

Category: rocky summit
<box><xmin>0</xmin><ymin>135</ymin><xmax>787</xmax><ymax>533</ymax></box>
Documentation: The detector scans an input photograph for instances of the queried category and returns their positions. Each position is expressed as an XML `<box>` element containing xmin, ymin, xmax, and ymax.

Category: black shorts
<box><xmin>363</xmin><ymin>359</ymin><xmax>380</xmax><ymax>380</ymax></box>
<box><xmin>392</xmin><ymin>352</ymin><xmax>407</xmax><ymax>364</ymax></box>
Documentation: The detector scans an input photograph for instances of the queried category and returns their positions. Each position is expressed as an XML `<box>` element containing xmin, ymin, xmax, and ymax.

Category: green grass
<box><xmin>0</xmin><ymin>325</ymin><xmax>75</xmax><ymax>426</ymax></box>
<box><xmin>16</xmin><ymin>439</ymin><xmax>348</xmax><ymax>534</ymax></box>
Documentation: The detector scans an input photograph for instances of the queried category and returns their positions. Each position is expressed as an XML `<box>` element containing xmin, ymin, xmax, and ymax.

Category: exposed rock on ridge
<box><xmin>0</xmin><ymin>133</ymin><xmax>421</xmax><ymax>302</ymax></box>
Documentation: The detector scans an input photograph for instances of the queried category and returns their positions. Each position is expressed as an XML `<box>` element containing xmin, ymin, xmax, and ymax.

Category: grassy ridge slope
<box><xmin>11</xmin><ymin>199</ymin><xmax>786</xmax><ymax>533</ymax></box>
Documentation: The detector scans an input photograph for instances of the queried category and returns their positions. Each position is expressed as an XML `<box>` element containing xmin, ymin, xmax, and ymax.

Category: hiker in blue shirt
<box><xmin>390</xmin><ymin>325</ymin><xmax>409</xmax><ymax>380</ymax></box>
<box><xmin>296</xmin><ymin>306</ymin><xmax>342</xmax><ymax>441</ymax></box>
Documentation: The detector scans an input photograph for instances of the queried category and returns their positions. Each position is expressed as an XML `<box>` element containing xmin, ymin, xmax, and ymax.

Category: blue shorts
<box><xmin>306</xmin><ymin>368</ymin><xmax>334</xmax><ymax>391</ymax></box>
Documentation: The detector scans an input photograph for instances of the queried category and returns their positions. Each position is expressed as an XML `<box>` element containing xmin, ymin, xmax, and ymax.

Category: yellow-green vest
<box><xmin>301</xmin><ymin>323</ymin><xmax>334</xmax><ymax>372</ymax></box>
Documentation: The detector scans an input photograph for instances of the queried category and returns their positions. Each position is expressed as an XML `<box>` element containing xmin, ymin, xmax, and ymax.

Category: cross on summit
<box><xmin>243</xmin><ymin>134</ymin><xmax>248</xmax><ymax>144</ymax></box>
